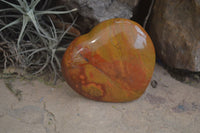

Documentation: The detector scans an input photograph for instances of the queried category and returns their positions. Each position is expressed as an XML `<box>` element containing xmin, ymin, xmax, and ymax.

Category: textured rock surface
<box><xmin>149</xmin><ymin>0</ymin><xmax>200</xmax><ymax>72</ymax></box>
<box><xmin>1</xmin><ymin>65</ymin><xmax>200</xmax><ymax>133</ymax></box>
<box><xmin>59</xmin><ymin>0</ymin><xmax>140</xmax><ymax>32</ymax></box>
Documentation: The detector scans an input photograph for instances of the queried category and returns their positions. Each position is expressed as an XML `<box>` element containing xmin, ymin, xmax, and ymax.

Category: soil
<box><xmin>0</xmin><ymin>64</ymin><xmax>200</xmax><ymax>133</ymax></box>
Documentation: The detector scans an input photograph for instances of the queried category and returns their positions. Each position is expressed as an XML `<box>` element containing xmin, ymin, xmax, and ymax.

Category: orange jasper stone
<box><xmin>62</xmin><ymin>18</ymin><xmax>155</xmax><ymax>102</ymax></box>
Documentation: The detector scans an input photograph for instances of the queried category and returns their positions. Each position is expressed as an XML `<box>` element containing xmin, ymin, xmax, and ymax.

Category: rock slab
<box><xmin>1</xmin><ymin>64</ymin><xmax>200</xmax><ymax>133</ymax></box>
<box><xmin>149</xmin><ymin>0</ymin><xmax>200</xmax><ymax>72</ymax></box>
<box><xmin>60</xmin><ymin>0</ymin><xmax>140</xmax><ymax>31</ymax></box>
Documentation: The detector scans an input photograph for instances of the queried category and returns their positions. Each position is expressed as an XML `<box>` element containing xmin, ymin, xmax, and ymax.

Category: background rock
<box><xmin>149</xmin><ymin>0</ymin><xmax>200</xmax><ymax>72</ymax></box>
<box><xmin>58</xmin><ymin>0</ymin><xmax>140</xmax><ymax>32</ymax></box>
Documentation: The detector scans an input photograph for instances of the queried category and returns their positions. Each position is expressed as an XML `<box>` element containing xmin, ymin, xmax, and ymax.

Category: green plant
<box><xmin>0</xmin><ymin>0</ymin><xmax>77</xmax><ymax>47</ymax></box>
<box><xmin>0</xmin><ymin>0</ymin><xmax>79</xmax><ymax>83</ymax></box>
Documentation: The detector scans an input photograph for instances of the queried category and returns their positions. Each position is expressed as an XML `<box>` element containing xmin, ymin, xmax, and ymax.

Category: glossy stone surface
<box><xmin>62</xmin><ymin>18</ymin><xmax>155</xmax><ymax>102</ymax></box>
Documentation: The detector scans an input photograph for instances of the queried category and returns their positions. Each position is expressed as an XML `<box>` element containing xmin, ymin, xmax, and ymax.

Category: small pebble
<box><xmin>151</xmin><ymin>80</ymin><xmax>158</xmax><ymax>88</ymax></box>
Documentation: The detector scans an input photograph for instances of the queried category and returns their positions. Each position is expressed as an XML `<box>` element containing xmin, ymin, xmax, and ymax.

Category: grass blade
<box><xmin>33</xmin><ymin>55</ymin><xmax>50</xmax><ymax>74</ymax></box>
<box><xmin>0</xmin><ymin>15</ymin><xmax>21</xmax><ymax>18</ymax></box>
<box><xmin>48</xmin><ymin>16</ymin><xmax>57</xmax><ymax>40</ymax></box>
<box><xmin>17</xmin><ymin>0</ymin><xmax>26</xmax><ymax>8</ymax></box>
<box><xmin>27</xmin><ymin>9</ymin><xmax>54</xmax><ymax>40</ymax></box>
<box><xmin>27</xmin><ymin>47</ymin><xmax>48</xmax><ymax>59</ymax></box>
<box><xmin>45</xmin><ymin>5</ymin><xmax>66</xmax><ymax>11</ymax></box>
<box><xmin>1</xmin><ymin>0</ymin><xmax>24</xmax><ymax>14</ymax></box>
<box><xmin>0</xmin><ymin>8</ymin><xmax>16</xmax><ymax>12</ymax></box>
<box><xmin>30</xmin><ymin>0</ymin><xmax>41</xmax><ymax>9</ymax></box>
<box><xmin>17</xmin><ymin>15</ymin><xmax>29</xmax><ymax>48</ymax></box>
<box><xmin>0</xmin><ymin>17</ymin><xmax>22</xmax><ymax>32</ymax></box>
<box><xmin>35</xmin><ymin>8</ymin><xmax>78</xmax><ymax>15</ymax></box>
<box><xmin>58</xmin><ymin>16</ymin><xmax>78</xmax><ymax>44</ymax></box>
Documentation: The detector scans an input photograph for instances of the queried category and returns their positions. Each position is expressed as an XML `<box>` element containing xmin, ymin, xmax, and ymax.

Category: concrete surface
<box><xmin>0</xmin><ymin>64</ymin><xmax>200</xmax><ymax>133</ymax></box>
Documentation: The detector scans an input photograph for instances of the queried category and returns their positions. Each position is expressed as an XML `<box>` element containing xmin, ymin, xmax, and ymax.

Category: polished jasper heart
<box><xmin>62</xmin><ymin>18</ymin><xmax>155</xmax><ymax>102</ymax></box>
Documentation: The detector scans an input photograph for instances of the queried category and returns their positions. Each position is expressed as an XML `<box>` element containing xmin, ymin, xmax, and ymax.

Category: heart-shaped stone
<box><xmin>62</xmin><ymin>18</ymin><xmax>155</xmax><ymax>102</ymax></box>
